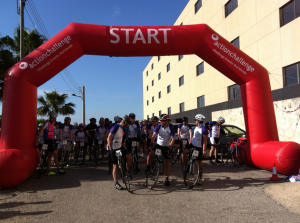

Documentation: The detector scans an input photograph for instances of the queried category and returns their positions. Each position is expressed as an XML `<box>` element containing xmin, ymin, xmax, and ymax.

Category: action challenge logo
<box><xmin>19</xmin><ymin>62</ymin><xmax>28</xmax><ymax>69</ymax></box>
<box><xmin>211</xmin><ymin>34</ymin><xmax>255</xmax><ymax>74</ymax></box>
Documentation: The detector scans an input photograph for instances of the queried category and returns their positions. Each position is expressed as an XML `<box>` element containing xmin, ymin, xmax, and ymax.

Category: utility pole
<box><xmin>19</xmin><ymin>0</ymin><xmax>25</xmax><ymax>59</ymax></box>
<box><xmin>82</xmin><ymin>86</ymin><xmax>85</xmax><ymax>125</ymax></box>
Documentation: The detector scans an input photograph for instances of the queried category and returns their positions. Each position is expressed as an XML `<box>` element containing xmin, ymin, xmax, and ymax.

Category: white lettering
<box><xmin>158</xmin><ymin>28</ymin><xmax>171</xmax><ymax>43</ymax></box>
<box><xmin>133</xmin><ymin>29</ymin><xmax>146</xmax><ymax>44</ymax></box>
<box><xmin>110</xmin><ymin>28</ymin><xmax>120</xmax><ymax>44</ymax></box>
<box><xmin>147</xmin><ymin>29</ymin><xmax>160</xmax><ymax>44</ymax></box>
<box><xmin>120</xmin><ymin>28</ymin><xmax>134</xmax><ymax>44</ymax></box>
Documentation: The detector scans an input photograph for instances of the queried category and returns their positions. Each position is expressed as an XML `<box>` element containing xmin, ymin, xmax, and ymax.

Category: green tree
<box><xmin>36</xmin><ymin>118</ymin><xmax>46</xmax><ymax>129</ymax></box>
<box><xmin>37</xmin><ymin>90</ymin><xmax>76</xmax><ymax>116</ymax></box>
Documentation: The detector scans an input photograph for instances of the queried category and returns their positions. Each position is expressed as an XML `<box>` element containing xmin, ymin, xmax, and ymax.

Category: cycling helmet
<box><xmin>64</xmin><ymin>116</ymin><xmax>71</xmax><ymax>121</ymax></box>
<box><xmin>218</xmin><ymin>116</ymin><xmax>225</xmax><ymax>124</ymax></box>
<box><xmin>79</xmin><ymin>123</ymin><xmax>84</xmax><ymax>128</ymax></box>
<box><xmin>195</xmin><ymin>114</ymin><xmax>206</xmax><ymax>122</ymax></box>
<box><xmin>122</xmin><ymin>115</ymin><xmax>133</xmax><ymax>125</ymax></box>
<box><xmin>151</xmin><ymin>116</ymin><xmax>159</xmax><ymax>121</ymax></box>
<box><xmin>90</xmin><ymin>118</ymin><xmax>96</xmax><ymax>122</ymax></box>
<box><xmin>182</xmin><ymin>116</ymin><xmax>188</xmax><ymax>122</ymax></box>
<box><xmin>129</xmin><ymin>113</ymin><xmax>136</xmax><ymax>118</ymax></box>
<box><xmin>105</xmin><ymin>118</ymin><xmax>109</xmax><ymax>122</ymax></box>
<box><xmin>114</xmin><ymin>116</ymin><xmax>122</xmax><ymax>122</ymax></box>
<box><xmin>99</xmin><ymin>117</ymin><xmax>104</xmax><ymax>123</ymax></box>
<box><xmin>38</xmin><ymin>123</ymin><xmax>43</xmax><ymax>127</ymax></box>
<box><xmin>48</xmin><ymin>111</ymin><xmax>57</xmax><ymax>118</ymax></box>
<box><xmin>160</xmin><ymin>114</ymin><xmax>170</xmax><ymax>121</ymax></box>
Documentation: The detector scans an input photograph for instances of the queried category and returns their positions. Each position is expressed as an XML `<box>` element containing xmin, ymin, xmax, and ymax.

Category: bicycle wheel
<box><xmin>158</xmin><ymin>156</ymin><xmax>164</xmax><ymax>175</ymax></box>
<box><xmin>146</xmin><ymin>159</ymin><xmax>160</xmax><ymax>189</ymax></box>
<box><xmin>170</xmin><ymin>148</ymin><xmax>177</xmax><ymax>165</ymax></box>
<box><xmin>183</xmin><ymin>160</ymin><xmax>200</xmax><ymax>189</ymax></box>
<box><xmin>94</xmin><ymin>149</ymin><xmax>99</xmax><ymax>165</ymax></box>
<box><xmin>120</xmin><ymin>159</ymin><xmax>130</xmax><ymax>192</ymax></box>
<box><xmin>37</xmin><ymin>157</ymin><xmax>44</xmax><ymax>179</ymax></box>
<box><xmin>74</xmin><ymin>148</ymin><xmax>80</xmax><ymax>165</ymax></box>
<box><xmin>231</xmin><ymin>146</ymin><xmax>246</xmax><ymax>166</ymax></box>
<box><xmin>132</xmin><ymin>153</ymin><xmax>138</xmax><ymax>174</ymax></box>
<box><xmin>60</xmin><ymin>149</ymin><xmax>66</xmax><ymax>169</ymax></box>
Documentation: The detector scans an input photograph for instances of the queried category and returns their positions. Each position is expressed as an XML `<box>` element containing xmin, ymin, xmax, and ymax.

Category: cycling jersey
<box><xmin>126</xmin><ymin>121</ymin><xmax>141</xmax><ymax>139</ymax></box>
<box><xmin>146</xmin><ymin>123</ymin><xmax>158</xmax><ymax>139</ymax></box>
<box><xmin>43</xmin><ymin>121</ymin><xmax>55</xmax><ymax>140</ymax></box>
<box><xmin>178</xmin><ymin>123</ymin><xmax>192</xmax><ymax>139</ymax></box>
<box><xmin>85</xmin><ymin>123</ymin><xmax>97</xmax><ymax>138</ymax></box>
<box><xmin>139</xmin><ymin>123</ymin><xmax>147</xmax><ymax>134</ymax></box>
<box><xmin>75</xmin><ymin>130</ymin><xmax>87</xmax><ymax>142</ymax></box>
<box><xmin>110</xmin><ymin>123</ymin><xmax>124</xmax><ymax>150</ymax></box>
<box><xmin>191</xmin><ymin>125</ymin><xmax>208</xmax><ymax>148</ymax></box>
<box><xmin>205</xmin><ymin>121</ymin><xmax>223</xmax><ymax>138</ymax></box>
<box><xmin>72</xmin><ymin>128</ymin><xmax>77</xmax><ymax>140</ymax></box>
<box><xmin>96</xmin><ymin>126</ymin><xmax>107</xmax><ymax>141</ymax></box>
<box><xmin>58</xmin><ymin>123</ymin><xmax>74</xmax><ymax>139</ymax></box>
<box><xmin>153</xmin><ymin>124</ymin><xmax>175</xmax><ymax>147</ymax></box>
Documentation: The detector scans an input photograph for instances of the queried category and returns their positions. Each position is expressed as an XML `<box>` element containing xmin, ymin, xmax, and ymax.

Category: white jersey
<box><xmin>110</xmin><ymin>124</ymin><xmax>124</xmax><ymax>150</ymax></box>
<box><xmin>153</xmin><ymin>124</ymin><xmax>175</xmax><ymax>147</ymax></box>
<box><xmin>191</xmin><ymin>125</ymin><xmax>208</xmax><ymax>148</ymax></box>
<box><xmin>178</xmin><ymin>123</ymin><xmax>192</xmax><ymax>139</ymax></box>
<box><xmin>96</xmin><ymin>126</ymin><xmax>107</xmax><ymax>141</ymax></box>
<box><xmin>128</xmin><ymin>121</ymin><xmax>140</xmax><ymax>138</ymax></box>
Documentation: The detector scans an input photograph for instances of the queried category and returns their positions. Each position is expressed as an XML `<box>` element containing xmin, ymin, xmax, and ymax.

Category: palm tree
<box><xmin>37</xmin><ymin>90</ymin><xmax>76</xmax><ymax>116</ymax></box>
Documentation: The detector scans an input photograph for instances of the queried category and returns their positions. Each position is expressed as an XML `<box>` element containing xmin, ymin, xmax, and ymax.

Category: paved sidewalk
<box><xmin>0</xmin><ymin>160</ymin><xmax>299</xmax><ymax>222</ymax></box>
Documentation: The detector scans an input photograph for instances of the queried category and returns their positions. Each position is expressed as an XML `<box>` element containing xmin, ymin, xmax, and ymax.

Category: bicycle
<box><xmin>130</xmin><ymin>140</ymin><xmax>139</xmax><ymax>174</ymax></box>
<box><xmin>93</xmin><ymin>140</ymin><xmax>101</xmax><ymax>165</ymax></box>
<box><xmin>221</xmin><ymin>138</ymin><xmax>246</xmax><ymax>167</ymax></box>
<box><xmin>74</xmin><ymin>141</ymin><xmax>85</xmax><ymax>165</ymax></box>
<box><xmin>115</xmin><ymin>150</ymin><xmax>130</xmax><ymax>192</ymax></box>
<box><xmin>37</xmin><ymin>144</ymin><xmax>48</xmax><ymax>179</ymax></box>
<box><xmin>146</xmin><ymin>148</ymin><xmax>165</xmax><ymax>189</ymax></box>
<box><xmin>171</xmin><ymin>139</ymin><xmax>187</xmax><ymax>165</ymax></box>
<box><xmin>58</xmin><ymin>139</ymin><xmax>69</xmax><ymax>169</ymax></box>
<box><xmin>183</xmin><ymin>147</ymin><xmax>201</xmax><ymax>189</ymax></box>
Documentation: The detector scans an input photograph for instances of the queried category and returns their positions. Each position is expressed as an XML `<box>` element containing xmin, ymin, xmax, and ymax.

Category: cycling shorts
<box><xmin>44</xmin><ymin>139</ymin><xmax>56</xmax><ymax>152</ymax></box>
<box><xmin>210</xmin><ymin>137</ymin><xmax>220</xmax><ymax>146</ymax></box>
<box><xmin>175</xmin><ymin>139</ymin><xmax>189</xmax><ymax>147</ymax></box>
<box><xmin>111</xmin><ymin>147</ymin><xmax>129</xmax><ymax>165</ymax></box>
<box><xmin>151</xmin><ymin>144</ymin><xmax>170</xmax><ymax>160</ymax></box>
<box><xmin>88</xmin><ymin>137</ymin><xmax>96</xmax><ymax>147</ymax></box>
<box><xmin>76</xmin><ymin>141</ymin><xmax>88</xmax><ymax>148</ymax></box>
<box><xmin>126</xmin><ymin>138</ymin><xmax>138</xmax><ymax>153</ymax></box>
<box><xmin>187</xmin><ymin>144</ymin><xmax>203</xmax><ymax>160</ymax></box>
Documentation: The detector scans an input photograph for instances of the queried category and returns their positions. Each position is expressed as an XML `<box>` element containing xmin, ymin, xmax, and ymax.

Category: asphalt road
<box><xmin>1</xmin><ymin>158</ymin><xmax>299</xmax><ymax>223</ymax></box>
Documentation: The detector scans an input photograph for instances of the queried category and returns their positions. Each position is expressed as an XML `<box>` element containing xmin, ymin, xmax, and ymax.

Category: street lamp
<box><xmin>72</xmin><ymin>86</ymin><xmax>85</xmax><ymax>125</ymax></box>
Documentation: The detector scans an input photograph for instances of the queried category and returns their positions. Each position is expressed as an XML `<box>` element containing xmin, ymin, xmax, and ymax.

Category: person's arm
<box><xmin>75</xmin><ymin>136</ymin><xmax>78</xmax><ymax>142</ymax></box>
<box><xmin>151</xmin><ymin>133</ymin><xmax>157</xmax><ymax>144</ymax></box>
<box><xmin>107</xmin><ymin>133</ymin><xmax>113</xmax><ymax>151</ymax></box>
<box><xmin>59</xmin><ymin>129</ymin><xmax>63</xmax><ymax>142</ymax></box>
<box><xmin>189</xmin><ymin>129</ymin><xmax>193</xmax><ymax>144</ymax></box>
<box><xmin>124</xmin><ymin>128</ymin><xmax>128</xmax><ymax>139</ymax></box>
<box><xmin>37</xmin><ymin>128</ymin><xmax>44</xmax><ymax>145</ymax></box>
<box><xmin>169</xmin><ymin>124</ymin><xmax>175</xmax><ymax>147</ymax></box>
<box><xmin>86</xmin><ymin>129</ymin><xmax>92</xmax><ymax>138</ymax></box>
<box><xmin>177</xmin><ymin>128</ymin><xmax>181</xmax><ymax>140</ymax></box>
<box><xmin>69</xmin><ymin>130</ymin><xmax>73</xmax><ymax>141</ymax></box>
<box><xmin>170</xmin><ymin>137</ymin><xmax>175</xmax><ymax>147</ymax></box>
<box><xmin>104</xmin><ymin>129</ymin><xmax>109</xmax><ymax>142</ymax></box>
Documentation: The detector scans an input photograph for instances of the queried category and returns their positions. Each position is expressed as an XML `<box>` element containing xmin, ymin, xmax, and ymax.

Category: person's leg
<box><xmin>198</xmin><ymin>160</ymin><xmax>203</xmax><ymax>180</ymax></box>
<box><xmin>147</xmin><ymin>150</ymin><xmax>155</xmax><ymax>166</ymax></box>
<box><xmin>53</xmin><ymin>151</ymin><xmax>60</xmax><ymax>169</ymax></box>
<box><xmin>165</xmin><ymin>159</ymin><xmax>170</xmax><ymax>178</ymax></box>
<box><xmin>125</xmin><ymin>154</ymin><xmax>132</xmax><ymax>170</ymax></box>
<box><xmin>47</xmin><ymin>152</ymin><xmax>53</xmax><ymax>170</ymax></box>
<box><xmin>181</xmin><ymin>148</ymin><xmax>189</xmax><ymax>165</ymax></box>
<box><xmin>113</xmin><ymin>164</ymin><xmax>118</xmax><ymax>182</ymax></box>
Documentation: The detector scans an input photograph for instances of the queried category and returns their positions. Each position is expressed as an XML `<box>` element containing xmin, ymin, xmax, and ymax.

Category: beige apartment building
<box><xmin>143</xmin><ymin>0</ymin><xmax>300</xmax><ymax>142</ymax></box>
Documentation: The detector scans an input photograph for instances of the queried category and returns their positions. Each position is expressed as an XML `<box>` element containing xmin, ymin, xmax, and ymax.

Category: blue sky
<box><xmin>0</xmin><ymin>0</ymin><xmax>189</xmax><ymax>123</ymax></box>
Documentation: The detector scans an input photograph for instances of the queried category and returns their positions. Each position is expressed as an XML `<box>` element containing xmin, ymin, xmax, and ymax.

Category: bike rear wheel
<box><xmin>231</xmin><ymin>146</ymin><xmax>246</xmax><ymax>166</ymax></box>
<box><xmin>119</xmin><ymin>159</ymin><xmax>130</xmax><ymax>192</ymax></box>
<box><xmin>146</xmin><ymin>160</ymin><xmax>160</xmax><ymax>189</ymax></box>
<box><xmin>183</xmin><ymin>160</ymin><xmax>200</xmax><ymax>189</ymax></box>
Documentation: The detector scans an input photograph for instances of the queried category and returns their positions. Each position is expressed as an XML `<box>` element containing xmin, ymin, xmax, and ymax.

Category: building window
<box><xmin>147</xmin><ymin>85</ymin><xmax>148</xmax><ymax>91</ymax></box>
<box><xmin>228</xmin><ymin>84</ymin><xmax>241</xmax><ymax>100</ymax></box>
<box><xmin>152</xmin><ymin>80</ymin><xmax>154</xmax><ymax>86</ymax></box>
<box><xmin>179</xmin><ymin>55</ymin><xmax>183</xmax><ymax>61</ymax></box>
<box><xmin>158</xmin><ymin>72</ymin><xmax>161</xmax><ymax>80</ymax></box>
<box><xmin>284</xmin><ymin>62</ymin><xmax>300</xmax><ymax>86</ymax></box>
<box><xmin>151</xmin><ymin>63</ymin><xmax>154</xmax><ymax>70</ymax></box>
<box><xmin>158</xmin><ymin>56</ymin><xmax>160</xmax><ymax>61</ymax></box>
<box><xmin>280</xmin><ymin>0</ymin><xmax>300</xmax><ymax>27</ymax></box>
<box><xmin>147</xmin><ymin>100</ymin><xmax>149</xmax><ymax>106</ymax></box>
<box><xmin>158</xmin><ymin>91</ymin><xmax>161</xmax><ymax>99</ymax></box>
<box><xmin>146</xmin><ymin>71</ymin><xmax>148</xmax><ymax>76</ymax></box>
<box><xmin>225</xmin><ymin>0</ymin><xmax>238</xmax><ymax>18</ymax></box>
<box><xmin>180</xmin><ymin>102</ymin><xmax>185</xmax><ymax>112</ymax></box>
<box><xmin>197</xmin><ymin>95</ymin><xmax>205</xmax><ymax>108</ymax></box>
<box><xmin>167</xmin><ymin>63</ymin><xmax>170</xmax><ymax>72</ymax></box>
<box><xmin>167</xmin><ymin>85</ymin><xmax>171</xmax><ymax>93</ymax></box>
<box><xmin>179</xmin><ymin>76</ymin><xmax>184</xmax><ymax>86</ymax></box>
<box><xmin>231</xmin><ymin>37</ymin><xmax>240</xmax><ymax>49</ymax></box>
<box><xmin>168</xmin><ymin>107</ymin><xmax>171</xmax><ymax>115</ymax></box>
<box><xmin>195</xmin><ymin>0</ymin><xmax>202</xmax><ymax>14</ymax></box>
<box><xmin>159</xmin><ymin>110</ymin><xmax>162</xmax><ymax>116</ymax></box>
<box><xmin>196</xmin><ymin>62</ymin><xmax>204</xmax><ymax>76</ymax></box>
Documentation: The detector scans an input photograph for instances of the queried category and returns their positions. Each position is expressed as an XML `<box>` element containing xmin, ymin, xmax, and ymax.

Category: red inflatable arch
<box><xmin>1</xmin><ymin>23</ymin><xmax>300</xmax><ymax>188</ymax></box>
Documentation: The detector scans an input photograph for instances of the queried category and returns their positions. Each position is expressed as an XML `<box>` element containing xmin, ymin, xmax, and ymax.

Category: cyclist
<box><xmin>36</xmin><ymin>111</ymin><xmax>65</xmax><ymax>175</ymax></box>
<box><xmin>182</xmin><ymin>114</ymin><xmax>208</xmax><ymax>185</ymax></box>
<box><xmin>205</xmin><ymin>116</ymin><xmax>226</xmax><ymax>164</ymax></box>
<box><xmin>173</xmin><ymin>117</ymin><xmax>192</xmax><ymax>161</ymax></box>
<box><xmin>74</xmin><ymin>123</ymin><xmax>88</xmax><ymax>165</ymax></box>
<box><xmin>107</xmin><ymin>115</ymin><xmax>133</xmax><ymax>190</ymax></box>
<box><xmin>146</xmin><ymin>114</ymin><xmax>175</xmax><ymax>186</ymax></box>
<box><xmin>58</xmin><ymin>117</ymin><xmax>73</xmax><ymax>167</ymax></box>
<box><xmin>96</xmin><ymin>118</ymin><xmax>107</xmax><ymax>164</ymax></box>
<box><xmin>86</xmin><ymin>118</ymin><xmax>98</xmax><ymax>161</ymax></box>
<box><xmin>125</xmin><ymin>113</ymin><xmax>142</xmax><ymax>171</ymax></box>
<box><xmin>139</xmin><ymin>119</ymin><xmax>148</xmax><ymax>157</ymax></box>
<box><xmin>36</xmin><ymin>123</ymin><xmax>44</xmax><ymax>150</ymax></box>
<box><xmin>146</xmin><ymin>116</ymin><xmax>159</xmax><ymax>153</ymax></box>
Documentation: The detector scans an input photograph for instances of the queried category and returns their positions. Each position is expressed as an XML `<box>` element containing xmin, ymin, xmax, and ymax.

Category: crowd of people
<box><xmin>36</xmin><ymin>111</ymin><xmax>225</xmax><ymax>190</ymax></box>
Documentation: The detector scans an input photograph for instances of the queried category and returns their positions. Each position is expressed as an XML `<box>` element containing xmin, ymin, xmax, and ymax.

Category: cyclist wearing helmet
<box><xmin>96</xmin><ymin>118</ymin><xmax>108</xmax><ymax>164</ymax></box>
<box><xmin>58</xmin><ymin>116</ymin><xmax>74</xmax><ymax>166</ymax></box>
<box><xmin>36</xmin><ymin>111</ymin><xmax>65</xmax><ymax>175</ymax></box>
<box><xmin>107</xmin><ymin>115</ymin><xmax>133</xmax><ymax>190</ymax></box>
<box><xmin>146</xmin><ymin>116</ymin><xmax>159</xmax><ymax>150</ymax></box>
<box><xmin>74</xmin><ymin>123</ymin><xmax>88</xmax><ymax>165</ymax></box>
<box><xmin>182</xmin><ymin>114</ymin><xmax>208</xmax><ymax>184</ymax></box>
<box><xmin>146</xmin><ymin>114</ymin><xmax>175</xmax><ymax>186</ymax></box>
<box><xmin>86</xmin><ymin>118</ymin><xmax>98</xmax><ymax>161</ymax></box>
<box><xmin>174</xmin><ymin>116</ymin><xmax>193</xmax><ymax>161</ymax></box>
<box><xmin>125</xmin><ymin>113</ymin><xmax>142</xmax><ymax>171</ymax></box>
<box><xmin>205</xmin><ymin>116</ymin><xmax>226</xmax><ymax>164</ymax></box>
